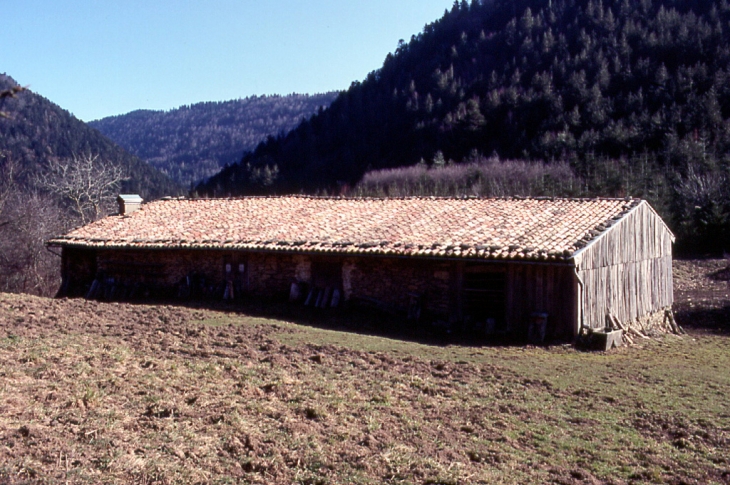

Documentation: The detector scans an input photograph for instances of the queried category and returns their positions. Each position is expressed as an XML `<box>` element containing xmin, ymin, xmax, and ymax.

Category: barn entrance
<box><xmin>462</xmin><ymin>266</ymin><xmax>507</xmax><ymax>335</ymax></box>
<box><xmin>223</xmin><ymin>255</ymin><xmax>248</xmax><ymax>300</ymax></box>
<box><xmin>305</xmin><ymin>261</ymin><xmax>343</xmax><ymax>308</ymax></box>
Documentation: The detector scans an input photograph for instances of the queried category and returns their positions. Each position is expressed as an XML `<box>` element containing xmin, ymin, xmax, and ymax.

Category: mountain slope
<box><xmin>197</xmin><ymin>0</ymin><xmax>730</xmax><ymax>198</ymax></box>
<box><xmin>0</xmin><ymin>74</ymin><xmax>183</xmax><ymax>295</ymax></box>
<box><xmin>90</xmin><ymin>93</ymin><xmax>338</xmax><ymax>187</ymax></box>
<box><xmin>0</xmin><ymin>73</ymin><xmax>182</xmax><ymax>200</ymax></box>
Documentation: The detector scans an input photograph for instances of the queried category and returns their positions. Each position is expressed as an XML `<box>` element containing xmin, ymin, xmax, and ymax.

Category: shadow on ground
<box><xmin>674</xmin><ymin>303</ymin><xmax>730</xmax><ymax>335</ymax></box>
<box><xmin>211</xmin><ymin>297</ymin><xmax>529</xmax><ymax>347</ymax></box>
<box><xmin>89</xmin><ymin>294</ymin><xmax>536</xmax><ymax>348</ymax></box>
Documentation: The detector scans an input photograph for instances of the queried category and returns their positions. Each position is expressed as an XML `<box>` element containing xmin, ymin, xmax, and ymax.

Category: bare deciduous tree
<box><xmin>0</xmin><ymin>152</ymin><xmax>20</xmax><ymax>223</ymax></box>
<box><xmin>0</xmin><ymin>155</ymin><xmax>64</xmax><ymax>296</ymax></box>
<box><xmin>675</xmin><ymin>165</ymin><xmax>726</xmax><ymax>206</ymax></box>
<box><xmin>37</xmin><ymin>153</ymin><xmax>127</xmax><ymax>225</ymax></box>
<box><xmin>0</xmin><ymin>152</ymin><xmax>127</xmax><ymax>295</ymax></box>
<box><xmin>0</xmin><ymin>190</ymin><xmax>64</xmax><ymax>295</ymax></box>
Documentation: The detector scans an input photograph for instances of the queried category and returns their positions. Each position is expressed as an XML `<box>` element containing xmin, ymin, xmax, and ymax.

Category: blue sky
<box><xmin>3</xmin><ymin>1</ymin><xmax>454</xmax><ymax>121</ymax></box>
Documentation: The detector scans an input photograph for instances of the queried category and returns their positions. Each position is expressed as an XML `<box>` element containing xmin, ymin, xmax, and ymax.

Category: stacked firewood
<box><xmin>606</xmin><ymin>309</ymin><xmax>684</xmax><ymax>346</ymax></box>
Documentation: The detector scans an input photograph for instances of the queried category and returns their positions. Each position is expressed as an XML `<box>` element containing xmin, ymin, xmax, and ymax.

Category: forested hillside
<box><xmin>0</xmin><ymin>74</ymin><xmax>181</xmax><ymax>199</ymax></box>
<box><xmin>198</xmin><ymin>0</ymin><xmax>730</xmax><ymax>253</ymax></box>
<box><xmin>90</xmin><ymin>93</ymin><xmax>338</xmax><ymax>187</ymax></box>
<box><xmin>0</xmin><ymin>74</ymin><xmax>182</xmax><ymax>295</ymax></box>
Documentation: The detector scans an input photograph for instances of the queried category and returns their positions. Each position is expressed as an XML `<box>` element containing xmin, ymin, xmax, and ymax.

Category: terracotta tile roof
<box><xmin>48</xmin><ymin>196</ymin><xmax>643</xmax><ymax>261</ymax></box>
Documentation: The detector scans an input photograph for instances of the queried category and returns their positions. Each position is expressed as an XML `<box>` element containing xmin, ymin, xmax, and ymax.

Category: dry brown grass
<box><xmin>0</xmin><ymin>261</ymin><xmax>729</xmax><ymax>484</ymax></box>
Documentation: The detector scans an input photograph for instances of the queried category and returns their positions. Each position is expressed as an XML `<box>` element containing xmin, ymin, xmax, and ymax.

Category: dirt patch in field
<box><xmin>0</xmin><ymin>260</ymin><xmax>728</xmax><ymax>484</ymax></box>
<box><xmin>0</xmin><ymin>296</ymin><xmax>499</xmax><ymax>484</ymax></box>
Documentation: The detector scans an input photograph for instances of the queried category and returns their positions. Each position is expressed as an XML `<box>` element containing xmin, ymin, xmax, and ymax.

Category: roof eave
<box><xmin>45</xmin><ymin>240</ymin><xmax>575</xmax><ymax>265</ymax></box>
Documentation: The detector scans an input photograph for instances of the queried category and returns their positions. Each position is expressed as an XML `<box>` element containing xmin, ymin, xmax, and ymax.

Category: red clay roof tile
<box><xmin>47</xmin><ymin>196</ymin><xmax>643</xmax><ymax>261</ymax></box>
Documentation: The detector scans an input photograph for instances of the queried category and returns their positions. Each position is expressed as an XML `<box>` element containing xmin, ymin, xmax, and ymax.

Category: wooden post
<box><xmin>453</xmin><ymin>261</ymin><xmax>465</xmax><ymax>323</ymax></box>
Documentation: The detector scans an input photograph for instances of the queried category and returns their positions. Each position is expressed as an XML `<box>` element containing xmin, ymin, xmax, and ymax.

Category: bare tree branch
<box><xmin>0</xmin><ymin>152</ymin><xmax>21</xmax><ymax>222</ymax></box>
<box><xmin>0</xmin><ymin>190</ymin><xmax>65</xmax><ymax>295</ymax></box>
<box><xmin>36</xmin><ymin>153</ymin><xmax>128</xmax><ymax>225</ymax></box>
<box><xmin>677</xmin><ymin>165</ymin><xmax>725</xmax><ymax>209</ymax></box>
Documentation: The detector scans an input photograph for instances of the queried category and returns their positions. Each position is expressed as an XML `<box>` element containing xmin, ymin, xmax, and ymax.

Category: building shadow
<box><xmin>95</xmin><ymin>293</ymin><xmax>536</xmax><ymax>348</ymax></box>
<box><xmin>208</xmin><ymin>296</ymin><xmax>527</xmax><ymax>348</ymax></box>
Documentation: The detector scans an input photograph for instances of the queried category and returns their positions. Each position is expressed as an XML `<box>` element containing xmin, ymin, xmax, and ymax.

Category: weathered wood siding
<box><xmin>505</xmin><ymin>264</ymin><xmax>577</xmax><ymax>340</ymax></box>
<box><xmin>453</xmin><ymin>262</ymin><xmax>576</xmax><ymax>339</ymax></box>
<box><xmin>574</xmin><ymin>201</ymin><xmax>673</xmax><ymax>330</ymax></box>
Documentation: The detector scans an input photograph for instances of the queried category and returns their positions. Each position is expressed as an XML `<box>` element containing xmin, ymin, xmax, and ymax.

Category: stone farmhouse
<box><xmin>47</xmin><ymin>195</ymin><xmax>674</xmax><ymax>342</ymax></box>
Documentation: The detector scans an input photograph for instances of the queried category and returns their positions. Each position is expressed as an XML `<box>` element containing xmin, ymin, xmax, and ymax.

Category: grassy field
<box><xmin>0</xmin><ymin>260</ymin><xmax>729</xmax><ymax>484</ymax></box>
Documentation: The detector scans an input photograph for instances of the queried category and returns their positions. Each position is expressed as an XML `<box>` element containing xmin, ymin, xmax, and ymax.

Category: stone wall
<box><xmin>63</xmin><ymin>247</ymin><xmax>455</xmax><ymax>317</ymax></box>
<box><xmin>62</xmin><ymin>247</ymin><xmax>583</xmax><ymax>338</ymax></box>
<box><xmin>247</xmin><ymin>252</ymin><xmax>301</xmax><ymax>297</ymax></box>
<box><xmin>246</xmin><ymin>252</ymin><xmax>453</xmax><ymax>316</ymax></box>
<box><xmin>83</xmin><ymin>249</ymin><xmax>303</xmax><ymax>299</ymax></box>
<box><xmin>343</xmin><ymin>256</ymin><xmax>452</xmax><ymax>316</ymax></box>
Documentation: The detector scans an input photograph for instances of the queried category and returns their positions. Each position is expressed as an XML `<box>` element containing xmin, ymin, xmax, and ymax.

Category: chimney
<box><xmin>117</xmin><ymin>194</ymin><xmax>143</xmax><ymax>215</ymax></box>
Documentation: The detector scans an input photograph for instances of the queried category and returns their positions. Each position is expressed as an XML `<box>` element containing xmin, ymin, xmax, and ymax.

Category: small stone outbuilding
<box><xmin>47</xmin><ymin>195</ymin><xmax>674</xmax><ymax>342</ymax></box>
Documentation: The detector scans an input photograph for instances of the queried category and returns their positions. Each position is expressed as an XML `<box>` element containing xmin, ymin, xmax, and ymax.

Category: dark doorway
<box><xmin>307</xmin><ymin>261</ymin><xmax>343</xmax><ymax>308</ymax></box>
<box><xmin>223</xmin><ymin>256</ymin><xmax>248</xmax><ymax>300</ymax></box>
<box><xmin>311</xmin><ymin>261</ymin><xmax>342</xmax><ymax>289</ymax></box>
<box><xmin>463</xmin><ymin>270</ymin><xmax>506</xmax><ymax>334</ymax></box>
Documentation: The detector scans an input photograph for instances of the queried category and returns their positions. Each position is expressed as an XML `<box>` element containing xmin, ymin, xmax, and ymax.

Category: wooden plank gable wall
<box><xmin>573</xmin><ymin>202</ymin><xmax>674</xmax><ymax>331</ymax></box>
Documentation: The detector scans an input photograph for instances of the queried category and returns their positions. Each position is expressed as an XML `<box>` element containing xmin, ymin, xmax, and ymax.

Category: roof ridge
<box><xmin>162</xmin><ymin>195</ymin><xmax>642</xmax><ymax>203</ymax></box>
